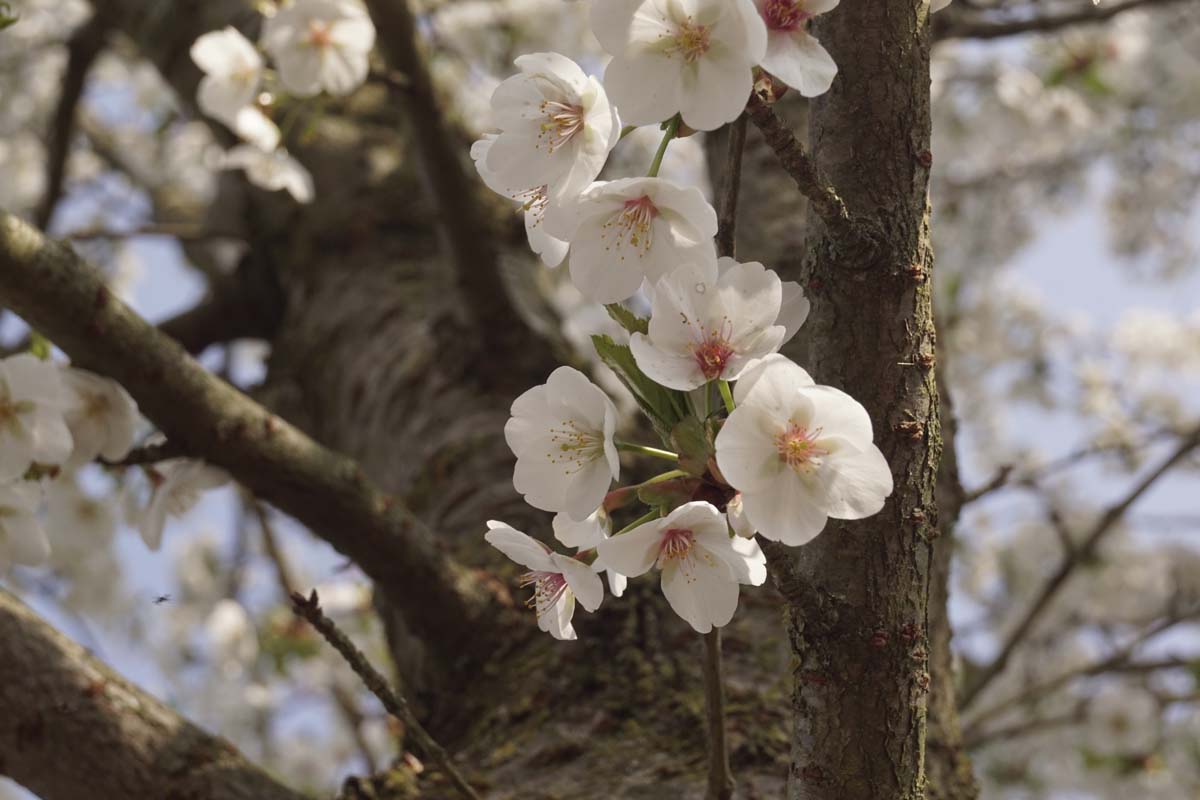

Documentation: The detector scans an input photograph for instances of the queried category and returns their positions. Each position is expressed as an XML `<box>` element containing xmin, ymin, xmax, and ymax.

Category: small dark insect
<box><xmin>153</xmin><ymin>594</ymin><xmax>172</xmax><ymax>605</ymax></box>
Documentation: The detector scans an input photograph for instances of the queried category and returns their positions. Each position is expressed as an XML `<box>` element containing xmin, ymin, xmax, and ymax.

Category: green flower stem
<box><xmin>632</xmin><ymin>469</ymin><xmax>691</xmax><ymax>488</ymax></box>
<box><xmin>646</xmin><ymin>114</ymin><xmax>681</xmax><ymax>178</ymax></box>
<box><xmin>619</xmin><ymin>124</ymin><xmax>638</xmax><ymax>140</ymax></box>
<box><xmin>616</xmin><ymin>441</ymin><xmax>680</xmax><ymax>462</ymax></box>
<box><xmin>613</xmin><ymin>509</ymin><xmax>662</xmax><ymax>536</ymax></box>
<box><xmin>718</xmin><ymin>380</ymin><xmax>736</xmax><ymax>414</ymax></box>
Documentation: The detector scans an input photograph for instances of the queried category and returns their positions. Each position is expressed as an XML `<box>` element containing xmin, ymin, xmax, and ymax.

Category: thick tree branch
<box><xmin>0</xmin><ymin>588</ymin><xmax>306</xmax><ymax>800</ymax></box>
<box><xmin>934</xmin><ymin>0</ymin><xmax>1188</xmax><ymax>41</ymax></box>
<box><xmin>34</xmin><ymin>15</ymin><xmax>108</xmax><ymax>230</ymax></box>
<box><xmin>157</xmin><ymin>263</ymin><xmax>285</xmax><ymax>355</ymax></box>
<box><xmin>363</xmin><ymin>0</ymin><xmax>542</xmax><ymax>375</ymax></box>
<box><xmin>0</xmin><ymin>210</ymin><xmax>497</xmax><ymax>671</ymax></box>
<box><xmin>960</xmin><ymin>423</ymin><xmax>1200</xmax><ymax>709</ymax></box>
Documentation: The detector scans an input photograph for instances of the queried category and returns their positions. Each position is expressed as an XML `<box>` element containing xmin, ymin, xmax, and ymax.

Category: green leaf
<box><xmin>0</xmin><ymin>3</ymin><xmax>17</xmax><ymax>30</ymax></box>
<box><xmin>604</xmin><ymin>303</ymin><xmax>649</xmax><ymax>335</ymax></box>
<box><xmin>670</xmin><ymin>417</ymin><xmax>712</xmax><ymax>477</ymax></box>
<box><xmin>591</xmin><ymin>334</ymin><xmax>687</xmax><ymax>438</ymax></box>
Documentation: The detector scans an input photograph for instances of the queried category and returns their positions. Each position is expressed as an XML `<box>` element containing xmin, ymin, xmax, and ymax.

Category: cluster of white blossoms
<box><xmin>189</xmin><ymin>0</ymin><xmax>377</xmax><ymax>203</ymax></box>
<box><xmin>476</xmin><ymin>0</ymin><xmax>895</xmax><ymax>638</ymax></box>
<box><xmin>0</xmin><ymin>352</ymin><xmax>228</xmax><ymax>571</ymax></box>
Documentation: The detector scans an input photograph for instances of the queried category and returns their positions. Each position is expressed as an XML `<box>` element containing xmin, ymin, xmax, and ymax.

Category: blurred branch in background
<box><xmin>34</xmin><ymin>14</ymin><xmax>108</xmax><ymax>229</ymax></box>
<box><xmin>934</xmin><ymin>0</ymin><xmax>1191</xmax><ymax>41</ymax></box>
<box><xmin>960</xmin><ymin>422</ymin><xmax>1200</xmax><ymax>708</ymax></box>
<box><xmin>0</xmin><ymin>210</ymin><xmax>499</xmax><ymax>674</ymax></box>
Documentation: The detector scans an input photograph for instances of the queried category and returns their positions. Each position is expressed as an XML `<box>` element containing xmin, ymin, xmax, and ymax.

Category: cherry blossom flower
<box><xmin>593</xmin><ymin>0</ymin><xmax>767</xmax><ymax>130</ymax></box>
<box><xmin>133</xmin><ymin>459</ymin><xmax>229</xmax><ymax>551</ymax></box>
<box><xmin>479</xmin><ymin>52</ymin><xmax>620</xmax><ymax>204</ymax></box>
<box><xmin>222</xmin><ymin>146</ymin><xmax>315</xmax><ymax>203</ymax></box>
<box><xmin>630</xmin><ymin>259</ymin><xmax>787</xmax><ymax>389</ymax></box>
<box><xmin>504</xmin><ymin>366</ymin><xmax>620</xmax><ymax>520</ymax></box>
<box><xmin>714</xmin><ymin>355</ymin><xmax>892</xmax><ymax>545</ymax></box>
<box><xmin>931</xmin><ymin>0</ymin><xmax>952</xmax><ymax>11</ymax></box>
<box><xmin>753</xmin><ymin>0</ymin><xmax>838</xmax><ymax>97</ymax></box>
<box><xmin>261</xmin><ymin>0</ymin><xmax>376</xmax><ymax>98</ymax></box>
<box><xmin>0</xmin><ymin>354</ymin><xmax>73</xmax><ymax>482</ymax></box>
<box><xmin>485</xmin><ymin>520</ymin><xmax>604</xmax><ymax>640</ymax></box>
<box><xmin>191</xmin><ymin>27</ymin><xmax>262</xmax><ymax>117</ymax></box>
<box><xmin>61</xmin><ymin>367</ymin><xmax>139</xmax><ymax>469</ymax></box>
<box><xmin>596</xmin><ymin>501</ymin><xmax>765</xmax><ymax>632</ymax></box>
<box><xmin>553</xmin><ymin>508</ymin><xmax>626</xmax><ymax>596</ymax></box>
<box><xmin>471</xmin><ymin>134</ymin><xmax>569</xmax><ymax>267</ymax></box>
<box><xmin>777</xmin><ymin>277</ymin><xmax>812</xmax><ymax>343</ymax></box>
<box><xmin>544</xmin><ymin>177</ymin><xmax>717</xmax><ymax>303</ymax></box>
<box><xmin>0</xmin><ymin>481</ymin><xmax>49</xmax><ymax>571</ymax></box>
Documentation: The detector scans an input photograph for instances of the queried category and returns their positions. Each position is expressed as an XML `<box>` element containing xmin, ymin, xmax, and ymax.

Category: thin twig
<box><xmin>744</xmin><ymin>91</ymin><xmax>865</xmax><ymax>249</ymax></box>
<box><xmin>963</xmin><ymin>705</ymin><xmax>1087</xmax><ymax>749</ymax></box>
<box><xmin>701</xmin><ymin>629</ymin><xmax>735</xmax><ymax>800</ymax></box>
<box><xmin>34</xmin><ymin>16</ymin><xmax>108</xmax><ymax>229</ymax></box>
<box><xmin>361</xmin><ymin>0</ymin><xmax>543</xmax><ymax>372</ymax></box>
<box><xmin>696</xmin><ymin>115</ymin><xmax>746</xmax><ymax>800</ymax></box>
<box><xmin>962</xmin><ymin>430</ymin><xmax>1177</xmax><ymax>504</ymax></box>
<box><xmin>255</xmin><ymin>502</ymin><xmax>299</xmax><ymax>597</ymax></box>
<box><xmin>934</xmin><ymin>0</ymin><xmax>1189</xmax><ymax>42</ymax></box>
<box><xmin>960</xmin><ymin>423</ymin><xmax>1200</xmax><ymax>709</ymax></box>
<box><xmin>290</xmin><ymin>590</ymin><xmax>481</xmax><ymax>800</ymax></box>
<box><xmin>715</xmin><ymin>115</ymin><xmax>747</xmax><ymax>260</ymax></box>
<box><xmin>100</xmin><ymin>439</ymin><xmax>185</xmax><ymax>467</ymax></box>
<box><xmin>960</xmin><ymin>464</ymin><xmax>1013</xmax><ymax>504</ymax></box>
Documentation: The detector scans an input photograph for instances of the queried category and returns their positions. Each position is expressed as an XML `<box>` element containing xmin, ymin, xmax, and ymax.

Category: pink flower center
<box><xmin>691</xmin><ymin>321</ymin><xmax>735</xmax><ymax>380</ymax></box>
<box><xmin>538</xmin><ymin>100</ymin><xmax>586</xmax><ymax>152</ymax></box>
<box><xmin>667</xmin><ymin>18</ymin><xmax>712</xmax><ymax>63</ymax></box>
<box><xmin>656</xmin><ymin>527</ymin><xmax>695</xmax><ymax>568</ymax></box>
<box><xmin>519</xmin><ymin>570</ymin><xmax>568</xmax><ymax>617</ymax></box>
<box><xmin>602</xmin><ymin>195</ymin><xmax>660</xmax><ymax>257</ymax></box>
<box><xmin>306</xmin><ymin>20</ymin><xmax>334</xmax><ymax>49</ymax></box>
<box><xmin>775</xmin><ymin>423</ymin><xmax>829</xmax><ymax>473</ymax></box>
<box><xmin>763</xmin><ymin>0</ymin><xmax>814</xmax><ymax>32</ymax></box>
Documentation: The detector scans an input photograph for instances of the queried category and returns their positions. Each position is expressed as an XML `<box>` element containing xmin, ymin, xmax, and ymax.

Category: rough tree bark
<box><xmin>0</xmin><ymin>589</ymin><xmax>305</xmax><ymax>800</ymax></box>
<box><xmin>763</xmin><ymin>1</ymin><xmax>941</xmax><ymax>798</ymax></box>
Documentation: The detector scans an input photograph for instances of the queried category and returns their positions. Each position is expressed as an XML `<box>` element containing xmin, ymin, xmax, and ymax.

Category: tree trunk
<box><xmin>765</xmin><ymin>2</ymin><xmax>940</xmax><ymax>798</ymax></box>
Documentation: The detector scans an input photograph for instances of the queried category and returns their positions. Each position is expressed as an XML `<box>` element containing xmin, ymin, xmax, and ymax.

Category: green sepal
<box><xmin>637</xmin><ymin>476</ymin><xmax>700</xmax><ymax>510</ymax></box>
<box><xmin>669</xmin><ymin>416</ymin><xmax>713</xmax><ymax>477</ymax></box>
